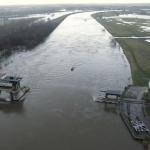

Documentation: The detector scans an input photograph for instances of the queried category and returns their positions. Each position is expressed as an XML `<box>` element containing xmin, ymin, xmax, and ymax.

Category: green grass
<box><xmin>146</xmin><ymin>105</ymin><xmax>150</xmax><ymax>118</ymax></box>
<box><xmin>117</xmin><ymin>38</ymin><xmax>150</xmax><ymax>86</ymax></box>
<box><xmin>93</xmin><ymin>14</ymin><xmax>150</xmax><ymax>37</ymax></box>
<box><xmin>92</xmin><ymin>12</ymin><xmax>150</xmax><ymax>86</ymax></box>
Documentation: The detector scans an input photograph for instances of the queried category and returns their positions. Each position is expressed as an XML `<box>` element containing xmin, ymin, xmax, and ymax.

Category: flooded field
<box><xmin>92</xmin><ymin>10</ymin><xmax>150</xmax><ymax>85</ymax></box>
<box><xmin>0</xmin><ymin>12</ymin><xmax>143</xmax><ymax>150</ymax></box>
<box><xmin>8</xmin><ymin>10</ymin><xmax>82</xmax><ymax>21</ymax></box>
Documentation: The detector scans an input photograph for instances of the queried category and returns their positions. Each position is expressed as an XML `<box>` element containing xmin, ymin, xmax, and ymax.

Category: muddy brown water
<box><xmin>0</xmin><ymin>12</ymin><xmax>143</xmax><ymax>150</ymax></box>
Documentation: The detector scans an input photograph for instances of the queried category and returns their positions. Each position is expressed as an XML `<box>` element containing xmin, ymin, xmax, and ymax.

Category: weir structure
<box><xmin>0</xmin><ymin>74</ymin><xmax>30</xmax><ymax>103</ymax></box>
<box><xmin>96</xmin><ymin>86</ymin><xmax>150</xmax><ymax>141</ymax></box>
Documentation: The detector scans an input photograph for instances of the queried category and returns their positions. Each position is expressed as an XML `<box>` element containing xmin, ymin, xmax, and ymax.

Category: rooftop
<box><xmin>0</xmin><ymin>76</ymin><xmax>22</xmax><ymax>84</ymax></box>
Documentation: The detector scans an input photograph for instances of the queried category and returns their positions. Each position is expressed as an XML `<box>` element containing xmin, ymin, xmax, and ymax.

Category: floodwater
<box><xmin>104</xmin><ymin>14</ymin><xmax>150</xmax><ymax>20</ymax></box>
<box><xmin>9</xmin><ymin>10</ymin><xmax>81</xmax><ymax>21</ymax></box>
<box><xmin>141</xmin><ymin>26</ymin><xmax>150</xmax><ymax>32</ymax></box>
<box><xmin>115</xmin><ymin>36</ymin><xmax>150</xmax><ymax>39</ymax></box>
<box><xmin>146</xmin><ymin>39</ymin><xmax>150</xmax><ymax>43</ymax></box>
<box><xmin>0</xmin><ymin>12</ymin><xmax>143</xmax><ymax>150</ymax></box>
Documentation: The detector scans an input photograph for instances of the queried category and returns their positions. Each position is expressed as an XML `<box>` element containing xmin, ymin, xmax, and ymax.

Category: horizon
<box><xmin>0</xmin><ymin>0</ymin><xmax>150</xmax><ymax>6</ymax></box>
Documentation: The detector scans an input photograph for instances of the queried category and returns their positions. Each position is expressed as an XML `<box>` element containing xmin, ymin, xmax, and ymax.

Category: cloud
<box><xmin>0</xmin><ymin>0</ymin><xmax>149</xmax><ymax>5</ymax></box>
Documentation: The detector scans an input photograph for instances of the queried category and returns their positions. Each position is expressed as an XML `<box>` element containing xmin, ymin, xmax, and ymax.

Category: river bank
<box><xmin>92</xmin><ymin>11</ymin><xmax>150</xmax><ymax>149</ymax></box>
<box><xmin>0</xmin><ymin>13</ymin><xmax>72</xmax><ymax>59</ymax></box>
<box><xmin>92</xmin><ymin>12</ymin><xmax>150</xmax><ymax>86</ymax></box>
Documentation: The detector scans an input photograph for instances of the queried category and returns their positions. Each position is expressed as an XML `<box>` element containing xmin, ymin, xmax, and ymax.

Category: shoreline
<box><xmin>0</xmin><ymin>13</ymin><xmax>73</xmax><ymax>59</ymax></box>
<box><xmin>92</xmin><ymin>13</ymin><xmax>150</xmax><ymax>86</ymax></box>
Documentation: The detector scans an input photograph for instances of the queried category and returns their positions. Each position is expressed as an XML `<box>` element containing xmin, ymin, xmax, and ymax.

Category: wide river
<box><xmin>0</xmin><ymin>12</ymin><xmax>143</xmax><ymax>150</ymax></box>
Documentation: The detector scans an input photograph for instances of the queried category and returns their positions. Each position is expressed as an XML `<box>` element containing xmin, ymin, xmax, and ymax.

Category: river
<box><xmin>0</xmin><ymin>12</ymin><xmax>143</xmax><ymax>150</ymax></box>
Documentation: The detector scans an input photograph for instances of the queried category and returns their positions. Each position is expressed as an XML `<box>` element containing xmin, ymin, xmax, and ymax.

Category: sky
<box><xmin>0</xmin><ymin>0</ymin><xmax>149</xmax><ymax>5</ymax></box>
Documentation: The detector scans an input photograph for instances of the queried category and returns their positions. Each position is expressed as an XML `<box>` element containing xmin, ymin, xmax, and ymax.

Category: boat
<box><xmin>0</xmin><ymin>74</ymin><xmax>30</xmax><ymax>104</ymax></box>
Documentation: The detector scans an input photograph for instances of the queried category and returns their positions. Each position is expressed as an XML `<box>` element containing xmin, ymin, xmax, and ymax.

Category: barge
<box><xmin>120</xmin><ymin>113</ymin><xmax>149</xmax><ymax>140</ymax></box>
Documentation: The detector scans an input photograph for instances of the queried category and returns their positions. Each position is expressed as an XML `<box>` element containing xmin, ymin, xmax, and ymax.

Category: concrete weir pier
<box><xmin>95</xmin><ymin>90</ymin><xmax>122</xmax><ymax>104</ymax></box>
<box><xmin>105</xmin><ymin>90</ymin><xmax>122</xmax><ymax>99</ymax></box>
<box><xmin>96</xmin><ymin>85</ymin><xmax>150</xmax><ymax>141</ymax></box>
<box><xmin>0</xmin><ymin>74</ymin><xmax>30</xmax><ymax>103</ymax></box>
<box><xmin>120</xmin><ymin>85</ymin><xmax>150</xmax><ymax>141</ymax></box>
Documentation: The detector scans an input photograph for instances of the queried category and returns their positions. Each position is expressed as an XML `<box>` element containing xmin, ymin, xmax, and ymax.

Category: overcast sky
<box><xmin>0</xmin><ymin>0</ymin><xmax>149</xmax><ymax>5</ymax></box>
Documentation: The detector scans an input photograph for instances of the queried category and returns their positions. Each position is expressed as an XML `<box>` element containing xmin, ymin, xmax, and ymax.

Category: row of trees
<box><xmin>0</xmin><ymin>14</ymin><xmax>69</xmax><ymax>56</ymax></box>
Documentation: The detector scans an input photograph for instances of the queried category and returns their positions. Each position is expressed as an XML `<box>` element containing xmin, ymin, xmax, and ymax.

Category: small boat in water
<box><xmin>0</xmin><ymin>74</ymin><xmax>30</xmax><ymax>104</ymax></box>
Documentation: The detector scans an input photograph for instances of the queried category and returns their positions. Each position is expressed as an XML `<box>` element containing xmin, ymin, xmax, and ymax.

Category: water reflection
<box><xmin>104</xmin><ymin>103</ymin><xmax>119</xmax><ymax>114</ymax></box>
<box><xmin>0</xmin><ymin>48</ymin><xmax>26</xmax><ymax>65</ymax></box>
<box><xmin>0</xmin><ymin>102</ymin><xmax>25</xmax><ymax>114</ymax></box>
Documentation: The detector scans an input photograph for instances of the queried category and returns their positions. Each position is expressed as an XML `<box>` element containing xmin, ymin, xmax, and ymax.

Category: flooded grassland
<box><xmin>92</xmin><ymin>10</ymin><xmax>150</xmax><ymax>86</ymax></box>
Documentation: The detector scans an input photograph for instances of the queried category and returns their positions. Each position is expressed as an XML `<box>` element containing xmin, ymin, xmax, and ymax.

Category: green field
<box><xmin>92</xmin><ymin>12</ymin><xmax>150</xmax><ymax>86</ymax></box>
